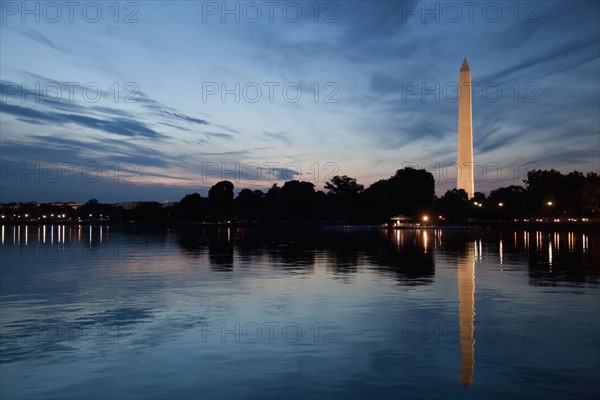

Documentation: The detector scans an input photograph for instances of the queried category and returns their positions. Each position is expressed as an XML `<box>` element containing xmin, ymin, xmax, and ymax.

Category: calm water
<box><xmin>1</xmin><ymin>225</ymin><xmax>599</xmax><ymax>399</ymax></box>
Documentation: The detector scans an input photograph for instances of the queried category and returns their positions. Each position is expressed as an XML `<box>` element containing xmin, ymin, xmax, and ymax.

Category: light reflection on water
<box><xmin>0</xmin><ymin>225</ymin><xmax>599</xmax><ymax>399</ymax></box>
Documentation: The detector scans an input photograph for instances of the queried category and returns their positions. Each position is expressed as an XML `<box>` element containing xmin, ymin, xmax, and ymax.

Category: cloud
<box><xmin>0</xmin><ymin>80</ymin><xmax>89</xmax><ymax>113</ymax></box>
<box><xmin>68</xmin><ymin>114</ymin><xmax>164</xmax><ymax>138</ymax></box>
<box><xmin>2</xmin><ymin>77</ymin><xmax>216</xmax><ymax>138</ymax></box>
<box><xmin>192</xmin><ymin>150</ymin><xmax>248</xmax><ymax>156</ymax></box>
<box><xmin>369</xmin><ymin>73</ymin><xmax>405</xmax><ymax>95</ymax></box>
<box><xmin>1</xmin><ymin>135</ymin><xmax>172</xmax><ymax>169</ymax></box>
<box><xmin>205</xmin><ymin>132</ymin><xmax>235</xmax><ymax>140</ymax></box>
<box><xmin>213</xmin><ymin>124</ymin><xmax>240</xmax><ymax>134</ymax></box>
<box><xmin>5</xmin><ymin>26</ymin><xmax>57</xmax><ymax>49</ymax></box>
<box><xmin>272</xmin><ymin>167</ymin><xmax>302</xmax><ymax>181</ymax></box>
<box><xmin>157</xmin><ymin>121</ymin><xmax>191</xmax><ymax>131</ymax></box>
<box><xmin>475</xmin><ymin>129</ymin><xmax>525</xmax><ymax>155</ymax></box>
<box><xmin>530</xmin><ymin>146</ymin><xmax>599</xmax><ymax>167</ymax></box>
<box><xmin>1</xmin><ymin>79</ymin><xmax>207</xmax><ymax>139</ymax></box>
<box><xmin>263</xmin><ymin>131</ymin><xmax>292</xmax><ymax>145</ymax></box>
<box><xmin>1</xmin><ymin>102</ymin><xmax>62</xmax><ymax>123</ymax></box>
<box><xmin>334</xmin><ymin>2</ymin><xmax>419</xmax><ymax>59</ymax></box>
<box><xmin>0</xmin><ymin>103</ymin><xmax>165</xmax><ymax>139</ymax></box>
<box><xmin>479</xmin><ymin>36</ymin><xmax>599</xmax><ymax>83</ymax></box>
<box><xmin>162</xmin><ymin>111</ymin><xmax>208</xmax><ymax>125</ymax></box>
<box><xmin>136</xmin><ymin>91</ymin><xmax>210</xmax><ymax>126</ymax></box>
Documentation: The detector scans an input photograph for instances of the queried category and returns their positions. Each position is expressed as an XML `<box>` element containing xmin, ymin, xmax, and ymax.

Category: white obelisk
<box><xmin>457</xmin><ymin>58</ymin><xmax>474</xmax><ymax>198</ymax></box>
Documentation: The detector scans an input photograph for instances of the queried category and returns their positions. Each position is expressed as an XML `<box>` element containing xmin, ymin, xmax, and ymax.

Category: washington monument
<box><xmin>457</xmin><ymin>58</ymin><xmax>474</xmax><ymax>198</ymax></box>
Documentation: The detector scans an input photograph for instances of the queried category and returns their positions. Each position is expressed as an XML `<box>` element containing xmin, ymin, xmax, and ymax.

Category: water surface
<box><xmin>1</xmin><ymin>225</ymin><xmax>598</xmax><ymax>399</ymax></box>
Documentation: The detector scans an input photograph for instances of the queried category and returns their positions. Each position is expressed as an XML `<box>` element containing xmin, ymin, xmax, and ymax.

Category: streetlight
<box><xmin>547</xmin><ymin>201</ymin><xmax>553</xmax><ymax>206</ymax></box>
<box><xmin>422</xmin><ymin>215</ymin><xmax>429</xmax><ymax>222</ymax></box>
<box><xmin>498</xmin><ymin>202</ymin><xmax>504</xmax><ymax>207</ymax></box>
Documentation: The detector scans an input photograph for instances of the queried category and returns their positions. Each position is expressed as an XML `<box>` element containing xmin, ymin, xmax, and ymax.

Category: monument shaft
<box><xmin>457</xmin><ymin>58</ymin><xmax>474</xmax><ymax>198</ymax></box>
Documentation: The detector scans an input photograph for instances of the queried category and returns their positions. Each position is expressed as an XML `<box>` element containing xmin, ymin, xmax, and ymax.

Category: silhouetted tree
<box><xmin>208</xmin><ymin>181</ymin><xmax>234</xmax><ymax>219</ymax></box>
<box><xmin>524</xmin><ymin>169</ymin><xmax>562</xmax><ymax>212</ymax></box>
<box><xmin>279</xmin><ymin>180</ymin><xmax>316</xmax><ymax>219</ymax></box>
<box><xmin>581</xmin><ymin>172</ymin><xmax>600</xmax><ymax>217</ymax></box>
<box><xmin>174</xmin><ymin>193</ymin><xmax>207</xmax><ymax>220</ymax></box>
<box><xmin>488</xmin><ymin>185</ymin><xmax>529</xmax><ymax>218</ymax></box>
<box><xmin>264</xmin><ymin>184</ymin><xmax>281</xmax><ymax>219</ymax></box>
<box><xmin>363</xmin><ymin>167</ymin><xmax>435</xmax><ymax>221</ymax></box>
<box><xmin>437</xmin><ymin>188</ymin><xmax>469</xmax><ymax>221</ymax></box>
<box><xmin>472</xmin><ymin>192</ymin><xmax>486</xmax><ymax>204</ymax></box>
<box><xmin>126</xmin><ymin>202</ymin><xmax>164</xmax><ymax>221</ymax></box>
<box><xmin>77</xmin><ymin>198</ymin><xmax>122</xmax><ymax>220</ymax></box>
<box><xmin>325</xmin><ymin>175</ymin><xmax>364</xmax><ymax>221</ymax></box>
<box><xmin>325</xmin><ymin>175</ymin><xmax>364</xmax><ymax>196</ymax></box>
<box><xmin>235</xmin><ymin>189</ymin><xmax>265</xmax><ymax>219</ymax></box>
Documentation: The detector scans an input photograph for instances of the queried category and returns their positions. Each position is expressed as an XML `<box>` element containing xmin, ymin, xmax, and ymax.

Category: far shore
<box><xmin>1</xmin><ymin>220</ymin><xmax>599</xmax><ymax>233</ymax></box>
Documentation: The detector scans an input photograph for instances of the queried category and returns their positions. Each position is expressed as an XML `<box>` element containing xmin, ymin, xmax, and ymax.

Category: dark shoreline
<box><xmin>2</xmin><ymin>220</ymin><xmax>599</xmax><ymax>233</ymax></box>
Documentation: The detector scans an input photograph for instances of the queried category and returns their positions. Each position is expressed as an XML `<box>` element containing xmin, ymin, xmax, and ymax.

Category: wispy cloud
<box><xmin>479</xmin><ymin>36</ymin><xmax>599</xmax><ymax>83</ymax></box>
<box><xmin>263</xmin><ymin>131</ymin><xmax>292</xmax><ymax>145</ymax></box>
<box><xmin>204</xmin><ymin>132</ymin><xmax>236</xmax><ymax>141</ymax></box>
<box><xmin>1</xmin><ymin>103</ymin><xmax>165</xmax><ymax>139</ymax></box>
<box><xmin>6</xmin><ymin>26</ymin><xmax>57</xmax><ymax>49</ymax></box>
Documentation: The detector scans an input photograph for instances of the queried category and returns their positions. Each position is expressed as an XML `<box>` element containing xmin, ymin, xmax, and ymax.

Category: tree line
<box><xmin>2</xmin><ymin>168</ymin><xmax>598</xmax><ymax>223</ymax></box>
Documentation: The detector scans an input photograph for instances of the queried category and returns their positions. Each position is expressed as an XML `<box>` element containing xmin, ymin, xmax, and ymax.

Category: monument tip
<box><xmin>461</xmin><ymin>58</ymin><xmax>470</xmax><ymax>71</ymax></box>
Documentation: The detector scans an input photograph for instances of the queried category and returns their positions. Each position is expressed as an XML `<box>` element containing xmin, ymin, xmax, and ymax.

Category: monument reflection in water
<box><xmin>458</xmin><ymin>241</ymin><xmax>476</xmax><ymax>387</ymax></box>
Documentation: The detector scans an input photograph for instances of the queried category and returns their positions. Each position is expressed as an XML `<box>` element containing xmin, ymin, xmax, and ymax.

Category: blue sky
<box><xmin>1</xmin><ymin>0</ymin><xmax>598</xmax><ymax>202</ymax></box>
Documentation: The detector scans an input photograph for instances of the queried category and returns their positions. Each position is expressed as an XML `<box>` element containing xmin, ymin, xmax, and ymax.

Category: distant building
<box><xmin>115</xmin><ymin>201</ymin><xmax>160</xmax><ymax>210</ymax></box>
<box><xmin>51</xmin><ymin>202</ymin><xmax>81</xmax><ymax>210</ymax></box>
<box><xmin>390</xmin><ymin>214</ymin><xmax>413</xmax><ymax>228</ymax></box>
<box><xmin>115</xmin><ymin>202</ymin><xmax>142</xmax><ymax>210</ymax></box>
<box><xmin>3</xmin><ymin>203</ymin><xmax>23</xmax><ymax>210</ymax></box>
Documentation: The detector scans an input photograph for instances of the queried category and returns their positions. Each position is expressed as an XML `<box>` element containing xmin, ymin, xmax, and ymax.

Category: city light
<box><xmin>498</xmin><ymin>203</ymin><xmax>503</xmax><ymax>207</ymax></box>
<box><xmin>422</xmin><ymin>215</ymin><xmax>429</xmax><ymax>222</ymax></box>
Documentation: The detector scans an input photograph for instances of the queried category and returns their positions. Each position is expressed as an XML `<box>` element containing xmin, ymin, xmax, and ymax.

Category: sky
<box><xmin>0</xmin><ymin>0</ymin><xmax>599</xmax><ymax>203</ymax></box>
